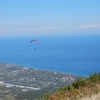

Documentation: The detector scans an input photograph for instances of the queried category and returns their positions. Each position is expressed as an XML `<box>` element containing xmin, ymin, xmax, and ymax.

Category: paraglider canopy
<box><xmin>30</xmin><ymin>40</ymin><xmax>39</xmax><ymax>43</ymax></box>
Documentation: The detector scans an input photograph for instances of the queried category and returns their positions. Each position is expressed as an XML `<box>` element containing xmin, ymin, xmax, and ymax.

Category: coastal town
<box><xmin>0</xmin><ymin>63</ymin><xmax>82</xmax><ymax>99</ymax></box>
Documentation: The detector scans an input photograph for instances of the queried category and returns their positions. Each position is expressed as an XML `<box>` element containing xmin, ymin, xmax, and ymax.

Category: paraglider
<box><xmin>30</xmin><ymin>40</ymin><xmax>39</xmax><ymax>43</ymax></box>
<box><xmin>30</xmin><ymin>40</ymin><xmax>39</xmax><ymax>50</ymax></box>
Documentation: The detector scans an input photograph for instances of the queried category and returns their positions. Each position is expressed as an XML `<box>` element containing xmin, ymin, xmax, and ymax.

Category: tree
<box><xmin>44</xmin><ymin>91</ymin><xmax>52</xmax><ymax>100</ymax></box>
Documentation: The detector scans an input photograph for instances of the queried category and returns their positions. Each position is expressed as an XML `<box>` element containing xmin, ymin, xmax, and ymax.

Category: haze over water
<box><xmin>0</xmin><ymin>34</ymin><xmax>100</xmax><ymax>76</ymax></box>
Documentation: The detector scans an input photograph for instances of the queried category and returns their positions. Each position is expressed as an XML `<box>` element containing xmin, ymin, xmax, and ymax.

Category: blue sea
<box><xmin>0</xmin><ymin>34</ymin><xmax>100</xmax><ymax>76</ymax></box>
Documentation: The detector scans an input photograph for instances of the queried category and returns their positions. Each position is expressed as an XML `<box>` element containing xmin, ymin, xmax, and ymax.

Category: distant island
<box><xmin>0</xmin><ymin>63</ymin><xmax>82</xmax><ymax>99</ymax></box>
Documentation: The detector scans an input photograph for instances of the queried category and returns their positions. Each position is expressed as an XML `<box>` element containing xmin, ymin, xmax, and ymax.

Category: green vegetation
<box><xmin>16</xmin><ymin>87</ymin><xmax>57</xmax><ymax>100</ymax></box>
<box><xmin>41</xmin><ymin>72</ymin><xmax>100</xmax><ymax>100</ymax></box>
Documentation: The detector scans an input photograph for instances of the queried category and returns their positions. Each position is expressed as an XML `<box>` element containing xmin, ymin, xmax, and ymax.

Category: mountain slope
<box><xmin>42</xmin><ymin>73</ymin><xmax>100</xmax><ymax>100</ymax></box>
<box><xmin>80</xmin><ymin>92</ymin><xmax>100</xmax><ymax>100</ymax></box>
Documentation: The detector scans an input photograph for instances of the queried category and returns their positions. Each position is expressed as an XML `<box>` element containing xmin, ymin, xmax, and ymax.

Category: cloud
<box><xmin>17</xmin><ymin>28</ymin><xmax>38</xmax><ymax>32</ymax></box>
<box><xmin>40</xmin><ymin>27</ymin><xmax>56</xmax><ymax>30</ymax></box>
<box><xmin>80</xmin><ymin>24</ymin><xmax>100</xmax><ymax>29</ymax></box>
<box><xmin>0</xmin><ymin>26</ymin><xmax>57</xmax><ymax>33</ymax></box>
<box><xmin>17</xmin><ymin>27</ymin><xmax>57</xmax><ymax>32</ymax></box>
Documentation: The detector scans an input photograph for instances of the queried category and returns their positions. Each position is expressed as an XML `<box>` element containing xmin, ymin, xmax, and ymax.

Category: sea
<box><xmin>0</xmin><ymin>34</ymin><xmax>100</xmax><ymax>76</ymax></box>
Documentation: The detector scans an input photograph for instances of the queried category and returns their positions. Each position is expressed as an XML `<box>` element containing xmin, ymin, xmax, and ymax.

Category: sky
<box><xmin>0</xmin><ymin>0</ymin><xmax>100</xmax><ymax>36</ymax></box>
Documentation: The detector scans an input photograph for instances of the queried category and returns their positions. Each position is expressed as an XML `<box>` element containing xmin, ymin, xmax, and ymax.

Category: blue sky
<box><xmin>0</xmin><ymin>0</ymin><xmax>100</xmax><ymax>36</ymax></box>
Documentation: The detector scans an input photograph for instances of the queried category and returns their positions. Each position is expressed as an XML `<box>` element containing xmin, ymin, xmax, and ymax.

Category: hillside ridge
<box><xmin>42</xmin><ymin>73</ymin><xmax>100</xmax><ymax>100</ymax></box>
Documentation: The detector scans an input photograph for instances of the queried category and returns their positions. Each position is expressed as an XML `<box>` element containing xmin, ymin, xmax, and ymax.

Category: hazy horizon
<box><xmin>0</xmin><ymin>0</ymin><xmax>100</xmax><ymax>37</ymax></box>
